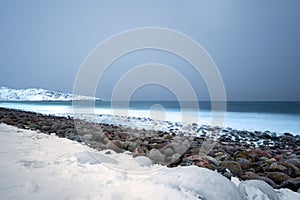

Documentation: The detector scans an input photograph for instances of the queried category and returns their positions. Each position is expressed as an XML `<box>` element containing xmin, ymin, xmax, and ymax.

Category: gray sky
<box><xmin>0</xmin><ymin>0</ymin><xmax>299</xmax><ymax>101</ymax></box>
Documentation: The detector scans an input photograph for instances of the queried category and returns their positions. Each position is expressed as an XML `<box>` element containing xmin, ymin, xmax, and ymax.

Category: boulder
<box><xmin>278</xmin><ymin>178</ymin><xmax>300</xmax><ymax>192</ymax></box>
<box><xmin>148</xmin><ymin>149</ymin><xmax>166</xmax><ymax>163</ymax></box>
<box><xmin>0</xmin><ymin>117</ymin><xmax>13</xmax><ymax>125</ymax></box>
<box><xmin>238</xmin><ymin>180</ymin><xmax>279</xmax><ymax>200</ymax></box>
<box><xmin>236</xmin><ymin>158</ymin><xmax>251</xmax><ymax>170</ymax></box>
<box><xmin>267</xmin><ymin>172</ymin><xmax>290</xmax><ymax>184</ymax></box>
<box><xmin>205</xmin><ymin>156</ymin><xmax>220</xmax><ymax>167</ymax></box>
<box><xmin>242</xmin><ymin>171</ymin><xmax>260</xmax><ymax>180</ymax></box>
<box><xmin>134</xmin><ymin>156</ymin><xmax>153</xmax><ymax>167</ymax></box>
<box><xmin>41</xmin><ymin>125</ymin><xmax>51</xmax><ymax>131</ymax></box>
<box><xmin>234</xmin><ymin>151</ymin><xmax>254</xmax><ymax>162</ymax></box>
<box><xmin>51</xmin><ymin>123</ymin><xmax>61</xmax><ymax>131</ymax></box>
<box><xmin>106</xmin><ymin>140</ymin><xmax>124</xmax><ymax>153</ymax></box>
<box><xmin>257</xmin><ymin>176</ymin><xmax>278</xmax><ymax>188</ymax></box>
<box><xmin>268</xmin><ymin>162</ymin><xmax>288</xmax><ymax>172</ymax></box>
<box><xmin>133</xmin><ymin>147</ymin><xmax>146</xmax><ymax>157</ymax></box>
<box><xmin>163</xmin><ymin>148</ymin><xmax>174</xmax><ymax>157</ymax></box>
<box><xmin>56</xmin><ymin>129</ymin><xmax>65</xmax><ymax>137</ymax></box>
<box><xmin>280</xmin><ymin>162</ymin><xmax>299</xmax><ymax>178</ymax></box>
<box><xmin>286</xmin><ymin>158</ymin><xmax>300</xmax><ymax>169</ymax></box>
<box><xmin>220</xmin><ymin>161</ymin><xmax>243</xmax><ymax>177</ymax></box>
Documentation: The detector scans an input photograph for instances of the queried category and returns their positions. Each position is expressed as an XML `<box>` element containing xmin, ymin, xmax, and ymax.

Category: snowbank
<box><xmin>0</xmin><ymin>123</ymin><xmax>299</xmax><ymax>200</ymax></box>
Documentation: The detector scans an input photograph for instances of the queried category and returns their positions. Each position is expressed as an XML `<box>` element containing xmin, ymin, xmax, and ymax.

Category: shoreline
<box><xmin>0</xmin><ymin>107</ymin><xmax>300</xmax><ymax>192</ymax></box>
<box><xmin>1</xmin><ymin>101</ymin><xmax>300</xmax><ymax>135</ymax></box>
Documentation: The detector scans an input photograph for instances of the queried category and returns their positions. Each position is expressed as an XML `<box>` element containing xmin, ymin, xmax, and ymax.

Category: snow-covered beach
<box><xmin>1</xmin><ymin>0</ymin><xmax>299</xmax><ymax>199</ymax></box>
<box><xmin>1</xmin><ymin>123</ymin><xmax>299</xmax><ymax>200</ymax></box>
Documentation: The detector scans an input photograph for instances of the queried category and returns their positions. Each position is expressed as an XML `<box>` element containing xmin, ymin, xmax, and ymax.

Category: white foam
<box><xmin>1</xmin><ymin>102</ymin><xmax>300</xmax><ymax>134</ymax></box>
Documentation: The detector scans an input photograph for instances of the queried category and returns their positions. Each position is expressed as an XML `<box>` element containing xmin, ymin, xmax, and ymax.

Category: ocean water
<box><xmin>0</xmin><ymin>101</ymin><xmax>299</xmax><ymax>135</ymax></box>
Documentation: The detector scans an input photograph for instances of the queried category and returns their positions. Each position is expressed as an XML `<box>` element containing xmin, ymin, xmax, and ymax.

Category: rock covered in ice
<box><xmin>153</xmin><ymin>166</ymin><xmax>246</xmax><ymax>200</ymax></box>
<box><xmin>148</xmin><ymin>149</ymin><xmax>166</xmax><ymax>163</ymax></box>
<box><xmin>238</xmin><ymin>180</ymin><xmax>279</xmax><ymax>200</ymax></box>
<box><xmin>276</xmin><ymin>188</ymin><xmax>300</xmax><ymax>200</ymax></box>
<box><xmin>133</xmin><ymin>156</ymin><xmax>153</xmax><ymax>167</ymax></box>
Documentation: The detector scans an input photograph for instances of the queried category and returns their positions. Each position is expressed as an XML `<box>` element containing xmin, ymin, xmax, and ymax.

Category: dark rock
<box><xmin>278</xmin><ymin>178</ymin><xmax>300</xmax><ymax>192</ymax></box>
<box><xmin>29</xmin><ymin>123</ymin><xmax>40</xmax><ymax>130</ymax></box>
<box><xmin>56</xmin><ymin>129</ymin><xmax>65</xmax><ymax>137</ymax></box>
<box><xmin>133</xmin><ymin>147</ymin><xmax>146</xmax><ymax>157</ymax></box>
<box><xmin>123</xmin><ymin>141</ymin><xmax>137</xmax><ymax>152</ymax></box>
<box><xmin>234</xmin><ymin>151</ymin><xmax>254</xmax><ymax>162</ymax></box>
<box><xmin>274</xmin><ymin>155</ymin><xmax>283</xmax><ymax>161</ymax></box>
<box><xmin>205</xmin><ymin>156</ymin><xmax>220</xmax><ymax>167</ymax></box>
<box><xmin>41</xmin><ymin>125</ymin><xmax>51</xmax><ymax>131</ymax></box>
<box><xmin>17</xmin><ymin>124</ymin><xmax>25</xmax><ymax>129</ymax></box>
<box><xmin>217</xmin><ymin>167</ymin><xmax>233</xmax><ymax>180</ymax></box>
<box><xmin>250</xmin><ymin>163</ymin><xmax>265</xmax><ymax>173</ymax></box>
<box><xmin>51</xmin><ymin>123</ymin><xmax>61</xmax><ymax>131</ymax></box>
<box><xmin>67</xmin><ymin>134</ymin><xmax>81</xmax><ymax>142</ymax></box>
<box><xmin>150</xmin><ymin>138</ymin><xmax>166</xmax><ymax>144</ymax></box>
<box><xmin>106</xmin><ymin>140</ymin><xmax>124</xmax><ymax>153</ymax></box>
<box><xmin>0</xmin><ymin>117</ymin><xmax>13</xmax><ymax>124</ymax></box>
<box><xmin>220</xmin><ymin>161</ymin><xmax>243</xmax><ymax>177</ymax></box>
<box><xmin>286</xmin><ymin>158</ymin><xmax>300</xmax><ymax>169</ymax></box>
<box><xmin>267</xmin><ymin>172</ymin><xmax>290</xmax><ymax>184</ymax></box>
<box><xmin>60</xmin><ymin>123</ymin><xmax>72</xmax><ymax>130</ymax></box>
<box><xmin>65</xmin><ymin>128</ymin><xmax>77</xmax><ymax>137</ymax></box>
<box><xmin>284</xmin><ymin>132</ymin><xmax>293</xmax><ymax>137</ymax></box>
<box><xmin>257</xmin><ymin>176</ymin><xmax>278</xmax><ymax>188</ymax></box>
<box><xmin>241</xmin><ymin>172</ymin><xmax>278</xmax><ymax>188</ymax></box>
<box><xmin>261</xmin><ymin>132</ymin><xmax>272</xmax><ymax>139</ymax></box>
<box><xmin>242</xmin><ymin>171</ymin><xmax>260</xmax><ymax>180</ymax></box>
<box><xmin>279</xmin><ymin>162</ymin><xmax>299</xmax><ymax>178</ymax></box>
<box><xmin>267</xmin><ymin>163</ymin><xmax>288</xmax><ymax>172</ymax></box>
<box><xmin>249</xmin><ymin>149</ymin><xmax>272</xmax><ymax>158</ymax></box>
<box><xmin>223</xmin><ymin>146</ymin><xmax>236</xmax><ymax>156</ymax></box>
<box><xmin>236</xmin><ymin>158</ymin><xmax>251</xmax><ymax>171</ymax></box>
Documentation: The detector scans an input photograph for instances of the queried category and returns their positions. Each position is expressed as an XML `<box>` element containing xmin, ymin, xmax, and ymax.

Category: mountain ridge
<box><xmin>0</xmin><ymin>86</ymin><xmax>99</xmax><ymax>101</ymax></box>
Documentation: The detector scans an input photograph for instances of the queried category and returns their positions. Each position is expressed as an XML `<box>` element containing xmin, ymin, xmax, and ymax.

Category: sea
<box><xmin>0</xmin><ymin>101</ymin><xmax>299</xmax><ymax>135</ymax></box>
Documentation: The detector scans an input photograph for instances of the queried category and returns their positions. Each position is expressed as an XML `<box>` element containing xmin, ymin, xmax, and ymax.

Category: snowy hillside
<box><xmin>0</xmin><ymin>86</ymin><xmax>99</xmax><ymax>101</ymax></box>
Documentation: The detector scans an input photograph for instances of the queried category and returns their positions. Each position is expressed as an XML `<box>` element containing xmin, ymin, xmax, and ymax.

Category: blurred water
<box><xmin>1</xmin><ymin>101</ymin><xmax>299</xmax><ymax>135</ymax></box>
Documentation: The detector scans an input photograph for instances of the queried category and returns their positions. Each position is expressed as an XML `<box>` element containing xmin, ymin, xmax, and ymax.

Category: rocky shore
<box><xmin>1</xmin><ymin>107</ymin><xmax>300</xmax><ymax>192</ymax></box>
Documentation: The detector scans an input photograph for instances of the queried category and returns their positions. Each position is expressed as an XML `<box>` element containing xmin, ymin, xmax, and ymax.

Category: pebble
<box><xmin>148</xmin><ymin>149</ymin><xmax>166</xmax><ymax>163</ymax></box>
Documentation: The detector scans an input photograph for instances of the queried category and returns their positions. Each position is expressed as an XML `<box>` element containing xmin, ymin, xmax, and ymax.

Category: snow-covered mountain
<box><xmin>0</xmin><ymin>86</ymin><xmax>99</xmax><ymax>101</ymax></box>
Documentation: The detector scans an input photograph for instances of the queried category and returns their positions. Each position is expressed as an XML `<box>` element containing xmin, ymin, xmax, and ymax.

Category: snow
<box><xmin>0</xmin><ymin>123</ymin><xmax>299</xmax><ymax>200</ymax></box>
<box><xmin>0</xmin><ymin>86</ymin><xmax>99</xmax><ymax>101</ymax></box>
<box><xmin>277</xmin><ymin>189</ymin><xmax>300</xmax><ymax>200</ymax></box>
<box><xmin>239</xmin><ymin>180</ymin><xmax>279</xmax><ymax>200</ymax></box>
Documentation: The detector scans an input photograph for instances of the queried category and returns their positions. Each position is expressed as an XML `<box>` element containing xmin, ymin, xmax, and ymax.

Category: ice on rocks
<box><xmin>153</xmin><ymin>166</ymin><xmax>246</xmax><ymax>200</ymax></box>
<box><xmin>238</xmin><ymin>180</ymin><xmax>279</xmax><ymax>200</ymax></box>
<box><xmin>276</xmin><ymin>188</ymin><xmax>300</xmax><ymax>200</ymax></box>
<box><xmin>148</xmin><ymin>149</ymin><xmax>166</xmax><ymax>163</ymax></box>
<box><xmin>75</xmin><ymin>152</ymin><xmax>118</xmax><ymax>165</ymax></box>
<box><xmin>133</xmin><ymin>156</ymin><xmax>153</xmax><ymax>167</ymax></box>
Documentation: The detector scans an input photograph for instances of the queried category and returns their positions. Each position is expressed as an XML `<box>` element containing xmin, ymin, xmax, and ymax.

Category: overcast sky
<box><xmin>0</xmin><ymin>0</ymin><xmax>299</xmax><ymax>101</ymax></box>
